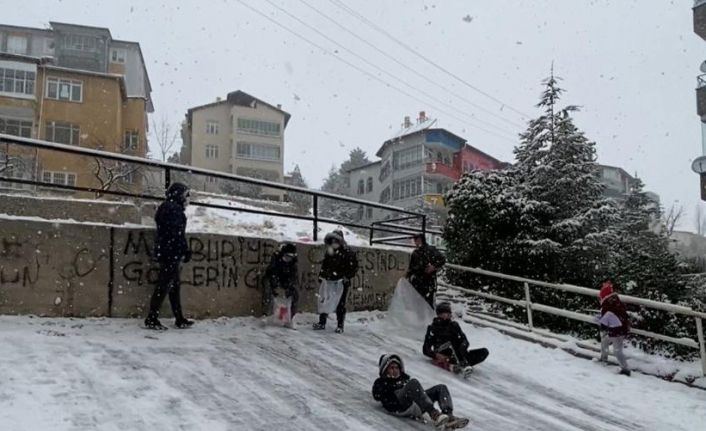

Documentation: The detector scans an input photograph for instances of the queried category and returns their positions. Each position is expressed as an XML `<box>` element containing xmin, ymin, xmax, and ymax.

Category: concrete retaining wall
<box><xmin>0</xmin><ymin>219</ymin><xmax>409</xmax><ymax>318</ymax></box>
<box><xmin>0</xmin><ymin>193</ymin><xmax>142</xmax><ymax>224</ymax></box>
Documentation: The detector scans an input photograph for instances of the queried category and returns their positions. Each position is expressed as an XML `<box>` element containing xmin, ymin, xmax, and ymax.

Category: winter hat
<box><xmin>412</xmin><ymin>233</ymin><xmax>426</xmax><ymax>244</ymax></box>
<box><xmin>281</xmin><ymin>243</ymin><xmax>297</xmax><ymax>256</ymax></box>
<box><xmin>435</xmin><ymin>302</ymin><xmax>452</xmax><ymax>315</ymax></box>
<box><xmin>599</xmin><ymin>281</ymin><xmax>616</xmax><ymax>304</ymax></box>
<box><xmin>378</xmin><ymin>354</ymin><xmax>404</xmax><ymax>376</ymax></box>
<box><xmin>324</xmin><ymin>230</ymin><xmax>345</xmax><ymax>245</ymax></box>
<box><xmin>165</xmin><ymin>182</ymin><xmax>189</xmax><ymax>204</ymax></box>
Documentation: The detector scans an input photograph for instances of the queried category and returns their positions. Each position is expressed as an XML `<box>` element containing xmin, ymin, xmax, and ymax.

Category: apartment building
<box><xmin>346</xmin><ymin>112</ymin><xmax>506</xmax><ymax>221</ymax></box>
<box><xmin>0</xmin><ymin>22</ymin><xmax>152</xmax><ymax>192</ymax></box>
<box><xmin>182</xmin><ymin>90</ymin><xmax>290</xmax><ymax>200</ymax></box>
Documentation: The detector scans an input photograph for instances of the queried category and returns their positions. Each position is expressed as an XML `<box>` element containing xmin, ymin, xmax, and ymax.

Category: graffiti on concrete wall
<box><xmin>0</xmin><ymin>237</ymin><xmax>40</xmax><ymax>287</ymax></box>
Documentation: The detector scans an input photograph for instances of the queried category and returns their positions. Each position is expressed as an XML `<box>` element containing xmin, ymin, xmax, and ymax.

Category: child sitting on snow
<box><xmin>372</xmin><ymin>354</ymin><xmax>468</xmax><ymax>429</ymax></box>
<box><xmin>423</xmin><ymin>302</ymin><xmax>489</xmax><ymax>377</ymax></box>
<box><xmin>596</xmin><ymin>279</ymin><xmax>631</xmax><ymax>376</ymax></box>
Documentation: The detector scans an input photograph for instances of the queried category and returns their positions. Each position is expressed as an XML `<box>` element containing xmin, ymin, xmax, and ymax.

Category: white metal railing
<box><xmin>441</xmin><ymin>263</ymin><xmax>706</xmax><ymax>376</ymax></box>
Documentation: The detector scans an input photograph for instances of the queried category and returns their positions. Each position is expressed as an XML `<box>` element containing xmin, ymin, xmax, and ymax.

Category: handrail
<box><xmin>445</xmin><ymin>263</ymin><xmax>706</xmax><ymax>319</ymax></box>
<box><xmin>0</xmin><ymin>133</ymin><xmax>432</xmax><ymax>247</ymax></box>
<box><xmin>442</xmin><ymin>262</ymin><xmax>706</xmax><ymax>376</ymax></box>
<box><xmin>0</xmin><ymin>133</ymin><xmax>421</xmax><ymax>215</ymax></box>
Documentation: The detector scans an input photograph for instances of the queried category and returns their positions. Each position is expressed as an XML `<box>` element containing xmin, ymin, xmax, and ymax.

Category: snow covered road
<box><xmin>0</xmin><ymin>313</ymin><xmax>703</xmax><ymax>430</ymax></box>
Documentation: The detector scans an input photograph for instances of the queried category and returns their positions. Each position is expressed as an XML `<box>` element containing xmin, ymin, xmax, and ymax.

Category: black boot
<box><xmin>175</xmin><ymin>318</ymin><xmax>194</xmax><ymax>329</ymax></box>
<box><xmin>145</xmin><ymin>316</ymin><xmax>168</xmax><ymax>331</ymax></box>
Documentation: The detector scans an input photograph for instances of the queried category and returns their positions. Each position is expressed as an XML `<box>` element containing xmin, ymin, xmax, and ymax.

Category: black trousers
<box><xmin>412</xmin><ymin>281</ymin><xmax>436</xmax><ymax>308</ymax></box>
<box><xmin>440</xmin><ymin>343</ymin><xmax>489</xmax><ymax>367</ymax></box>
<box><xmin>318</xmin><ymin>281</ymin><xmax>349</xmax><ymax>327</ymax></box>
<box><xmin>147</xmin><ymin>260</ymin><xmax>183</xmax><ymax>321</ymax></box>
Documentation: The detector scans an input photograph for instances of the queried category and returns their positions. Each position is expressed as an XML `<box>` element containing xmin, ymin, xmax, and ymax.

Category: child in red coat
<box><xmin>596</xmin><ymin>279</ymin><xmax>631</xmax><ymax>376</ymax></box>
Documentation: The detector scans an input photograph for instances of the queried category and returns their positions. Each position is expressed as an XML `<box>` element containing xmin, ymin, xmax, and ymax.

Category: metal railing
<box><xmin>0</xmin><ymin>133</ymin><xmax>428</xmax><ymax>245</ymax></box>
<box><xmin>441</xmin><ymin>263</ymin><xmax>706</xmax><ymax>376</ymax></box>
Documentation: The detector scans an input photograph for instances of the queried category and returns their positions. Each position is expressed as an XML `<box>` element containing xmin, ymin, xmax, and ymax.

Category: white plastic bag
<box><xmin>271</xmin><ymin>296</ymin><xmax>292</xmax><ymax>326</ymax></box>
<box><xmin>317</xmin><ymin>279</ymin><xmax>345</xmax><ymax>314</ymax></box>
<box><xmin>387</xmin><ymin>278</ymin><xmax>435</xmax><ymax>333</ymax></box>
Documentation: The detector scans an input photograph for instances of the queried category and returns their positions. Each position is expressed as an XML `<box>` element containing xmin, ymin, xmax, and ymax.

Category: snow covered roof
<box><xmin>376</xmin><ymin>118</ymin><xmax>438</xmax><ymax>157</ymax></box>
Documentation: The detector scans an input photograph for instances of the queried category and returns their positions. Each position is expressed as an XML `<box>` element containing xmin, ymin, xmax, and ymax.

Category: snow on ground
<box><xmin>186</xmin><ymin>196</ymin><xmax>384</xmax><ymax>247</ymax></box>
<box><xmin>0</xmin><ymin>311</ymin><xmax>703</xmax><ymax>430</ymax></box>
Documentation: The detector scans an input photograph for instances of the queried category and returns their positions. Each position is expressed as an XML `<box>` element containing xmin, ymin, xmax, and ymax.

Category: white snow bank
<box><xmin>0</xmin><ymin>312</ymin><xmax>703</xmax><ymax>430</ymax></box>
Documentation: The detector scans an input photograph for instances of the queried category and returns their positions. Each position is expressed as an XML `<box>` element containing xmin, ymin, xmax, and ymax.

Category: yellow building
<box><xmin>0</xmin><ymin>22</ymin><xmax>152</xmax><ymax>193</ymax></box>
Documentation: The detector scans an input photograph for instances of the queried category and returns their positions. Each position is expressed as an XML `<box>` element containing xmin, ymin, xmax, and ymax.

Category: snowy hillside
<box><xmin>1</xmin><ymin>310</ymin><xmax>703</xmax><ymax>430</ymax></box>
<box><xmin>186</xmin><ymin>196</ymin><xmax>383</xmax><ymax>246</ymax></box>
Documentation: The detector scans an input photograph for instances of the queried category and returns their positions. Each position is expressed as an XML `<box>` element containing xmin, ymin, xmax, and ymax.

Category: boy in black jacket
<box><xmin>313</xmin><ymin>230</ymin><xmax>358</xmax><ymax>333</ymax></box>
<box><xmin>372</xmin><ymin>354</ymin><xmax>468</xmax><ymax>429</ymax></box>
<box><xmin>407</xmin><ymin>233</ymin><xmax>446</xmax><ymax>308</ymax></box>
<box><xmin>145</xmin><ymin>182</ymin><xmax>193</xmax><ymax>331</ymax></box>
<box><xmin>264</xmin><ymin>243</ymin><xmax>299</xmax><ymax>328</ymax></box>
<box><xmin>423</xmin><ymin>302</ymin><xmax>489</xmax><ymax>376</ymax></box>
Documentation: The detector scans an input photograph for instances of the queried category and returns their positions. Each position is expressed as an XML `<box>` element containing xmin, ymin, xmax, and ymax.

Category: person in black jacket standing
<box><xmin>313</xmin><ymin>229</ymin><xmax>358</xmax><ymax>333</ymax></box>
<box><xmin>264</xmin><ymin>242</ymin><xmax>299</xmax><ymax>328</ymax></box>
<box><xmin>144</xmin><ymin>182</ymin><xmax>193</xmax><ymax>330</ymax></box>
<box><xmin>407</xmin><ymin>233</ymin><xmax>446</xmax><ymax>308</ymax></box>
<box><xmin>423</xmin><ymin>302</ymin><xmax>489</xmax><ymax>376</ymax></box>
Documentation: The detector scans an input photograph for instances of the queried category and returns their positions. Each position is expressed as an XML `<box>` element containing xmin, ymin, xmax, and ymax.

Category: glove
<box><xmin>183</xmin><ymin>250</ymin><xmax>192</xmax><ymax>263</ymax></box>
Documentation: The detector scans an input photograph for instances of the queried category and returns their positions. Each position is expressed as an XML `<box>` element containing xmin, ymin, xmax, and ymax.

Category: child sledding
<box><xmin>372</xmin><ymin>354</ymin><xmax>469</xmax><ymax>429</ymax></box>
<box><xmin>423</xmin><ymin>302</ymin><xmax>489</xmax><ymax>378</ymax></box>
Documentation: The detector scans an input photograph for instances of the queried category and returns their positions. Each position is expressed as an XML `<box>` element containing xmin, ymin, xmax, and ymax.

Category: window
<box><xmin>379</xmin><ymin>186</ymin><xmax>391</xmax><ymax>203</ymax></box>
<box><xmin>392</xmin><ymin>146</ymin><xmax>422</xmax><ymax>171</ymax></box>
<box><xmin>357</xmin><ymin>179</ymin><xmax>365</xmax><ymax>195</ymax></box>
<box><xmin>206</xmin><ymin>144</ymin><xmax>219</xmax><ymax>159</ymax></box>
<box><xmin>0</xmin><ymin>68</ymin><xmax>36</xmax><ymax>96</ymax></box>
<box><xmin>206</xmin><ymin>121</ymin><xmax>219</xmax><ymax>135</ymax></box>
<box><xmin>392</xmin><ymin>177</ymin><xmax>422</xmax><ymax>200</ymax></box>
<box><xmin>366</xmin><ymin>207</ymin><xmax>373</xmax><ymax>219</ymax></box>
<box><xmin>206</xmin><ymin>176</ymin><xmax>217</xmax><ymax>184</ymax></box>
<box><xmin>379</xmin><ymin>160</ymin><xmax>391</xmax><ymax>182</ymax></box>
<box><xmin>42</xmin><ymin>170</ymin><xmax>76</xmax><ymax>186</ymax></box>
<box><xmin>236</xmin><ymin>118</ymin><xmax>281</xmax><ymax>136</ymax></box>
<box><xmin>0</xmin><ymin>118</ymin><xmax>32</xmax><ymax>138</ymax></box>
<box><xmin>124</xmin><ymin>130</ymin><xmax>140</xmax><ymax>150</ymax></box>
<box><xmin>7</xmin><ymin>35</ymin><xmax>28</xmax><ymax>54</ymax></box>
<box><xmin>236</xmin><ymin>142</ymin><xmax>280</xmax><ymax>161</ymax></box>
<box><xmin>110</xmin><ymin>48</ymin><xmax>126</xmax><ymax>63</ymax></box>
<box><xmin>45</xmin><ymin>122</ymin><xmax>80</xmax><ymax>146</ymax></box>
<box><xmin>366</xmin><ymin>177</ymin><xmax>373</xmax><ymax>193</ymax></box>
<box><xmin>46</xmin><ymin>77</ymin><xmax>82</xmax><ymax>102</ymax></box>
<box><xmin>62</xmin><ymin>34</ymin><xmax>96</xmax><ymax>51</ymax></box>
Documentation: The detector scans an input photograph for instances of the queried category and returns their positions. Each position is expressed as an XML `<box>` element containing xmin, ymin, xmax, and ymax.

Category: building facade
<box><xmin>182</xmin><ymin>90</ymin><xmax>290</xmax><ymax>200</ymax></box>
<box><xmin>346</xmin><ymin>112</ymin><xmax>506</xmax><ymax>222</ymax></box>
<box><xmin>0</xmin><ymin>22</ymin><xmax>152</xmax><ymax>192</ymax></box>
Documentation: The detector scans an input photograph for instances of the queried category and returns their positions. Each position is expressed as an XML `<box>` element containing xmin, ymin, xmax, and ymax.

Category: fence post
<box><xmin>697</xmin><ymin>317</ymin><xmax>706</xmax><ymax>377</ymax></box>
<box><xmin>369</xmin><ymin>223</ymin><xmax>374</xmax><ymax>247</ymax></box>
<box><xmin>312</xmin><ymin>195</ymin><xmax>319</xmax><ymax>242</ymax></box>
<box><xmin>524</xmin><ymin>282</ymin><xmax>534</xmax><ymax>331</ymax></box>
<box><xmin>421</xmin><ymin>214</ymin><xmax>427</xmax><ymax>237</ymax></box>
<box><xmin>164</xmin><ymin>167</ymin><xmax>171</xmax><ymax>189</ymax></box>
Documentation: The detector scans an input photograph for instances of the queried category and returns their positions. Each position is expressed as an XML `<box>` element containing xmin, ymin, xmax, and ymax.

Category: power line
<box><xmin>234</xmin><ymin>0</ymin><xmax>518</xmax><ymax>145</ymax></box>
<box><xmin>261</xmin><ymin>0</ymin><xmax>518</xmax><ymax>138</ymax></box>
<box><xmin>327</xmin><ymin>0</ymin><xmax>531</xmax><ymax>119</ymax></box>
<box><xmin>296</xmin><ymin>0</ymin><xmax>524</xmax><ymax>129</ymax></box>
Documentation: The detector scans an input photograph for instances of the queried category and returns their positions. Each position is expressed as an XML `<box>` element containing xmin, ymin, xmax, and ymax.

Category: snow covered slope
<box><xmin>0</xmin><ymin>312</ymin><xmax>703</xmax><ymax>430</ymax></box>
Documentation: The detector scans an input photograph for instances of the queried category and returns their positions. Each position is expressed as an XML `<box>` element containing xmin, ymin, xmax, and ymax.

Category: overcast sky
<box><xmin>6</xmin><ymin>0</ymin><xmax>704</xmax><ymax>230</ymax></box>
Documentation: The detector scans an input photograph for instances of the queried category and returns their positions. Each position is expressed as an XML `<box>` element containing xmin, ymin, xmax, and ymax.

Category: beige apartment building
<box><xmin>182</xmin><ymin>91</ymin><xmax>290</xmax><ymax>200</ymax></box>
<box><xmin>0</xmin><ymin>22</ymin><xmax>152</xmax><ymax>193</ymax></box>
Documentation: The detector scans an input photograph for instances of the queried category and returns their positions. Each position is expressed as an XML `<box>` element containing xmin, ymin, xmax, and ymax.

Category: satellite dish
<box><xmin>700</xmin><ymin>61</ymin><xmax>706</xmax><ymax>73</ymax></box>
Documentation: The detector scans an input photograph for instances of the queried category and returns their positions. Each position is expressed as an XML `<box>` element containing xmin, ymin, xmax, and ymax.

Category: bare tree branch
<box><xmin>151</xmin><ymin>116</ymin><xmax>180</xmax><ymax>162</ymax></box>
<box><xmin>662</xmin><ymin>203</ymin><xmax>684</xmax><ymax>237</ymax></box>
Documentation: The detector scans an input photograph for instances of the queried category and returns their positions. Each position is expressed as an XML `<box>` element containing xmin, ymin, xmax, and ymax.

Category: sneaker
<box><xmin>335</xmin><ymin>326</ymin><xmax>344</xmax><ymax>334</ymax></box>
<box><xmin>619</xmin><ymin>369</ymin><xmax>631</xmax><ymax>377</ymax></box>
<box><xmin>144</xmin><ymin>319</ymin><xmax>168</xmax><ymax>331</ymax></box>
<box><xmin>446</xmin><ymin>415</ymin><xmax>470</xmax><ymax>429</ymax></box>
<box><xmin>461</xmin><ymin>366</ymin><xmax>474</xmax><ymax>378</ymax></box>
<box><xmin>312</xmin><ymin>322</ymin><xmax>326</xmax><ymax>330</ymax></box>
<box><xmin>175</xmin><ymin>319</ymin><xmax>194</xmax><ymax>329</ymax></box>
<box><xmin>430</xmin><ymin>410</ymin><xmax>449</xmax><ymax>428</ymax></box>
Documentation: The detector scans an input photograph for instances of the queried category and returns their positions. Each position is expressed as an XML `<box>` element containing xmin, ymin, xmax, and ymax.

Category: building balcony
<box><xmin>423</xmin><ymin>193</ymin><xmax>445</xmax><ymax>207</ymax></box>
<box><xmin>698</xmin><ymin>74</ymin><xmax>706</xmax><ymax>119</ymax></box>
<box><xmin>425</xmin><ymin>162</ymin><xmax>460</xmax><ymax>181</ymax></box>
<box><xmin>695</xmin><ymin>1</ymin><xmax>706</xmax><ymax>41</ymax></box>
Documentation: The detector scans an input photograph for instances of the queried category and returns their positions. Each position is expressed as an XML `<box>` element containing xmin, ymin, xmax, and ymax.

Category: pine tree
<box><xmin>320</xmin><ymin>148</ymin><xmax>372</xmax><ymax>220</ymax></box>
<box><xmin>286</xmin><ymin>165</ymin><xmax>311</xmax><ymax>215</ymax></box>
